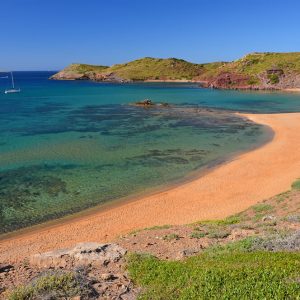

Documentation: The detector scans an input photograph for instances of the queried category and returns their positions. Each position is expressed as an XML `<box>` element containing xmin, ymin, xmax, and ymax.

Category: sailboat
<box><xmin>4</xmin><ymin>72</ymin><xmax>21</xmax><ymax>94</ymax></box>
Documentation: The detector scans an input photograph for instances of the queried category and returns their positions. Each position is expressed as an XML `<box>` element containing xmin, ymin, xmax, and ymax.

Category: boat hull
<box><xmin>4</xmin><ymin>89</ymin><xmax>21</xmax><ymax>94</ymax></box>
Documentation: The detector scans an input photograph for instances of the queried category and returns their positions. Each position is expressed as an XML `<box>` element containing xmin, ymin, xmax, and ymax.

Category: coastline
<box><xmin>283</xmin><ymin>88</ymin><xmax>300</xmax><ymax>92</ymax></box>
<box><xmin>0</xmin><ymin>123</ymin><xmax>272</xmax><ymax>242</ymax></box>
<box><xmin>143</xmin><ymin>79</ymin><xmax>196</xmax><ymax>83</ymax></box>
<box><xmin>2</xmin><ymin>112</ymin><xmax>300</xmax><ymax>262</ymax></box>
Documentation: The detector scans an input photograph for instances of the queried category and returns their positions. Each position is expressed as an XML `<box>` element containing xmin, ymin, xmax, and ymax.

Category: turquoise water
<box><xmin>0</xmin><ymin>72</ymin><xmax>299</xmax><ymax>234</ymax></box>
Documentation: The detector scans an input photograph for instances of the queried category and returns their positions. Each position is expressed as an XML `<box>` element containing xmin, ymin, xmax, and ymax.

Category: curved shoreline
<box><xmin>0</xmin><ymin>119</ymin><xmax>272</xmax><ymax>242</ymax></box>
<box><xmin>1</xmin><ymin>112</ymin><xmax>300</xmax><ymax>262</ymax></box>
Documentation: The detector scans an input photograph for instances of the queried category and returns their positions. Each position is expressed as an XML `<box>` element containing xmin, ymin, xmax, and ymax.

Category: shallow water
<box><xmin>0</xmin><ymin>72</ymin><xmax>299</xmax><ymax>233</ymax></box>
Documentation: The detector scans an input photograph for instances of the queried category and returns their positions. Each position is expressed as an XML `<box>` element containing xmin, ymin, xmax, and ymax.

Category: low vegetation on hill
<box><xmin>51</xmin><ymin>52</ymin><xmax>300</xmax><ymax>90</ymax></box>
<box><xmin>128</xmin><ymin>252</ymin><xmax>300</xmax><ymax>299</ymax></box>
<box><xmin>106</xmin><ymin>57</ymin><xmax>223</xmax><ymax>81</ymax></box>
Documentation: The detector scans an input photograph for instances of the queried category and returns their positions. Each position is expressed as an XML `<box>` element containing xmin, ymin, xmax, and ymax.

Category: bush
<box><xmin>9</xmin><ymin>271</ymin><xmax>97</xmax><ymax>300</ymax></box>
<box><xmin>267</xmin><ymin>73</ymin><xmax>280</xmax><ymax>84</ymax></box>
<box><xmin>291</xmin><ymin>179</ymin><xmax>300</xmax><ymax>190</ymax></box>
<box><xmin>163</xmin><ymin>233</ymin><xmax>180</xmax><ymax>241</ymax></box>
<box><xmin>207</xmin><ymin>229</ymin><xmax>231</xmax><ymax>239</ymax></box>
<box><xmin>190</xmin><ymin>231</ymin><xmax>207</xmax><ymax>239</ymax></box>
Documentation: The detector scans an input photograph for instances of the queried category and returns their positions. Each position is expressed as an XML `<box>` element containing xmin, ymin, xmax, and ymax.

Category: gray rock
<box><xmin>71</xmin><ymin>243</ymin><xmax>126</xmax><ymax>265</ymax></box>
<box><xmin>262</xmin><ymin>215</ymin><xmax>276</xmax><ymax>222</ymax></box>
<box><xmin>176</xmin><ymin>248</ymin><xmax>198</xmax><ymax>260</ymax></box>
<box><xmin>30</xmin><ymin>243</ymin><xmax>127</xmax><ymax>268</ymax></box>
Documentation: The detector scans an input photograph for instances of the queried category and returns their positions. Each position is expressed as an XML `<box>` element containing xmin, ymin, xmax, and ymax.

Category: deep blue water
<box><xmin>0</xmin><ymin>71</ymin><xmax>299</xmax><ymax>234</ymax></box>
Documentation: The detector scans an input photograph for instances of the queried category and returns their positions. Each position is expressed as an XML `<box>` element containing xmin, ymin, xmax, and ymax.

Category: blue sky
<box><xmin>1</xmin><ymin>0</ymin><xmax>300</xmax><ymax>70</ymax></box>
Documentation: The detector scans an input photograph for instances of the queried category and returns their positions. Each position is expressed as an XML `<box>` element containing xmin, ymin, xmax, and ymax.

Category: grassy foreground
<box><xmin>6</xmin><ymin>180</ymin><xmax>300</xmax><ymax>299</ymax></box>
<box><xmin>126</xmin><ymin>179</ymin><xmax>300</xmax><ymax>300</ymax></box>
<box><xmin>128</xmin><ymin>251</ymin><xmax>300</xmax><ymax>299</ymax></box>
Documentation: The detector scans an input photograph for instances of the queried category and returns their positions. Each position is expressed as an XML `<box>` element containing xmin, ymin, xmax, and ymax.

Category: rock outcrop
<box><xmin>30</xmin><ymin>243</ymin><xmax>126</xmax><ymax>268</ymax></box>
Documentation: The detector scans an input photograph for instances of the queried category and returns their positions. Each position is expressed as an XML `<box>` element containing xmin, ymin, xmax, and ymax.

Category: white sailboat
<box><xmin>4</xmin><ymin>72</ymin><xmax>21</xmax><ymax>94</ymax></box>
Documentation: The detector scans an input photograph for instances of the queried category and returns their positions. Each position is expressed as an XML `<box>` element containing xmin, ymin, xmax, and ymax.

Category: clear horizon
<box><xmin>1</xmin><ymin>0</ymin><xmax>300</xmax><ymax>71</ymax></box>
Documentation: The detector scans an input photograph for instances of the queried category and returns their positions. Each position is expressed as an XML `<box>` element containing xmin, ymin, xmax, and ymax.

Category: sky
<box><xmin>1</xmin><ymin>0</ymin><xmax>300</xmax><ymax>70</ymax></box>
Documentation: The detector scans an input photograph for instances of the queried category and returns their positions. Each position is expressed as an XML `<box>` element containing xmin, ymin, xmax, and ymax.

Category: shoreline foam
<box><xmin>1</xmin><ymin>112</ymin><xmax>300</xmax><ymax>263</ymax></box>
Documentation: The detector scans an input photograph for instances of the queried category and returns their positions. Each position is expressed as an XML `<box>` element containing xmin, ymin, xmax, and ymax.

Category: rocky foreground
<box><xmin>51</xmin><ymin>52</ymin><xmax>300</xmax><ymax>90</ymax></box>
<box><xmin>1</xmin><ymin>181</ymin><xmax>300</xmax><ymax>299</ymax></box>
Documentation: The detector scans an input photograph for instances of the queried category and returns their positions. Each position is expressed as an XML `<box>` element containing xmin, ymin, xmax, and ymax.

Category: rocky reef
<box><xmin>132</xmin><ymin>99</ymin><xmax>170</xmax><ymax>107</ymax></box>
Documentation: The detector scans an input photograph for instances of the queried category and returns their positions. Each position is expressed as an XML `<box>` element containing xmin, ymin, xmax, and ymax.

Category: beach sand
<box><xmin>284</xmin><ymin>88</ymin><xmax>300</xmax><ymax>92</ymax></box>
<box><xmin>1</xmin><ymin>112</ymin><xmax>300</xmax><ymax>263</ymax></box>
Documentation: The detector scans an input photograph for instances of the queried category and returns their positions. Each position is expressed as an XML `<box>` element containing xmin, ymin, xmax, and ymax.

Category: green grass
<box><xmin>65</xmin><ymin>63</ymin><xmax>109</xmax><ymax>74</ymax></box>
<box><xmin>292</xmin><ymin>179</ymin><xmax>300</xmax><ymax>190</ymax></box>
<box><xmin>128</xmin><ymin>251</ymin><xmax>300</xmax><ymax>300</ymax></box>
<box><xmin>8</xmin><ymin>272</ymin><xmax>91</xmax><ymax>300</ymax></box>
<box><xmin>252</xmin><ymin>203</ymin><xmax>274</xmax><ymax>213</ymax></box>
<box><xmin>190</xmin><ymin>231</ymin><xmax>207</xmax><ymax>239</ymax></box>
<box><xmin>195</xmin><ymin>215</ymin><xmax>242</xmax><ymax>226</ymax></box>
<box><xmin>144</xmin><ymin>225</ymin><xmax>172</xmax><ymax>231</ymax></box>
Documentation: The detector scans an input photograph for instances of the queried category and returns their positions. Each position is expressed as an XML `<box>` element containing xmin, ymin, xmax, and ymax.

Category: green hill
<box><xmin>51</xmin><ymin>57</ymin><xmax>224</xmax><ymax>82</ymax></box>
<box><xmin>51</xmin><ymin>52</ymin><xmax>300</xmax><ymax>89</ymax></box>
<box><xmin>204</xmin><ymin>52</ymin><xmax>300</xmax><ymax>89</ymax></box>
<box><xmin>105</xmin><ymin>57</ymin><xmax>223</xmax><ymax>81</ymax></box>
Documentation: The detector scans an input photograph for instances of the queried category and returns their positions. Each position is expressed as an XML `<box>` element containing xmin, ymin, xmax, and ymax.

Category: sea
<box><xmin>1</xmin><ymin>71</ymin><xmax>300</xmax><ymax>234</ymax></box>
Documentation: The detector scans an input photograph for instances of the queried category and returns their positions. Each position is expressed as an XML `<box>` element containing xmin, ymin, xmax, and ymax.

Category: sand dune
<box><xmin>2</xmin><ymin>113</ymin><xmax>300</xmax><ymax>263</ymax></box>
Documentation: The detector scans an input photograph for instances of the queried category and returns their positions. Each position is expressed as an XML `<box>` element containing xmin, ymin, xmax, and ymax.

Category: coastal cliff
<box><xmin>51</xmin><ymin>52</ymin><xmax>300</xmax><ymax>90</ymax></box>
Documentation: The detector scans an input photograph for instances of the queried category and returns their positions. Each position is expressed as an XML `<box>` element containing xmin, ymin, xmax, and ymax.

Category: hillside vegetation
<box><xmin>51</xmin><ymin>52</ymin><xmax>300</xmax><ymax>89</ymax></box>
<box><xmin>106</xmin><ymin>57</ymin><xmax>223</xmax><ymax>81</ymax></box>
<box><xmin>128</xmin><ymin>252</ymin><xmax>300</xmax><ymax>299</ymax></box>
<box><xmin>51</xmin><ymin>57</ymin><xmax>223</xmax><ymax>81</ymax></box>
<box><xmin>205</xmin><ymin>52</ymin><xmax>300</xmax><ymax>89</ymax></box>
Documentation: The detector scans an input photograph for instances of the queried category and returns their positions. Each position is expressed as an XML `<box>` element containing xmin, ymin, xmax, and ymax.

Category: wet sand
<box><xmin>2</xmin><ymin>113</ymin><xmax>300</xmax><ymax>263</ymax></box>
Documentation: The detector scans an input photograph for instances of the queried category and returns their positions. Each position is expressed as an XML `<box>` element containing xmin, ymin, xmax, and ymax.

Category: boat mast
<box><xmin>11</xmin><ymin>72</ymin><xmax>15</xmax><ymax>89</ymax></box>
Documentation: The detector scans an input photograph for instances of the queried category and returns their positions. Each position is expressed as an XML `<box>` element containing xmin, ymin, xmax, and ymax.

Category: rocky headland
<box><xmin>50</xmin><ymin>52</ymin><xmax>300</xmax><ymax>90</ymax></box>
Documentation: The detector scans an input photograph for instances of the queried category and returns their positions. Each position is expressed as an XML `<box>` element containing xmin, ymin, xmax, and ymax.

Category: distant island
<box><xmin>51</xmin><ymin>52</ymin><xmax>300</xmax><ymax>90</ymax></box>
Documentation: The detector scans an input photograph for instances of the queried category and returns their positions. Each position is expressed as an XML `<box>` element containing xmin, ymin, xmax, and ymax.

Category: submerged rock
<box><xmin>133</xmin><ymin>99</ymin><xmax>170</xmax><ymax>107</ymax></box>
<box><xmin>134</xmin><ymin>99</ymin><xmax>154</xmax><ymax>106</ymax></box>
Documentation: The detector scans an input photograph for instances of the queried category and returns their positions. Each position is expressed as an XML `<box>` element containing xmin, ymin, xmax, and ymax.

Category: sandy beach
<box><xmin>284</xmin><ymin>88</ymin><xmax>300</xmax><ymax>92</ymax></box>
<box><xmin>1</xmin><ymin>112</ymin><xmax>300</xmax><ymax>263</ymax></box>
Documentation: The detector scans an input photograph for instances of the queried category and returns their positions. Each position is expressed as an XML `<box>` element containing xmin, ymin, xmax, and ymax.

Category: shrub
<box><xmin>190</xmin><ymin>231</ymin><xmax>207</xmax><ymax>239</ymax></box>
<box><xmin>291</xmin><ymin>179</ymin><xmax>300</xmax><ymax>190</ymax></box>
<box><xmin>247</xmin><ymin>77</ymin><xmax>260</xmax><ymax>85</ymax></box>
<box><xmin>163</xmin><ymin>233</ymin><xmax>180</xmax><ymax>241</ymax></box>
<box><xmin>9</xmin><ymin>271</ymin><xmax>97</xmax><ymax>300</ymax></box>
<box><xmin>267</xmin><ymin>73</ymin><xmax>280</xmax><ymax>84</ymax></box>
<box><xmin>207</xmin><ymin>229</ymin><xmax>231</xmax><ymax>239</ymax></box>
